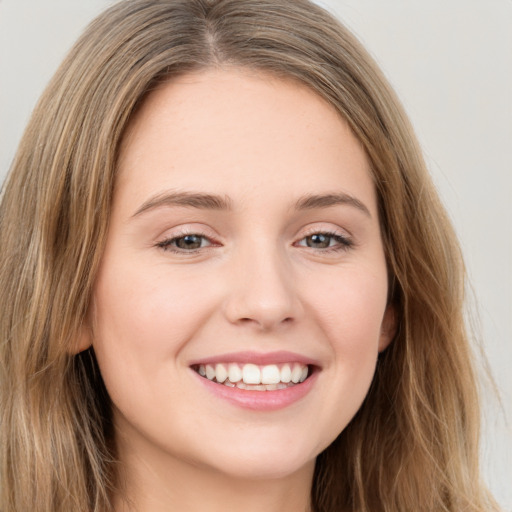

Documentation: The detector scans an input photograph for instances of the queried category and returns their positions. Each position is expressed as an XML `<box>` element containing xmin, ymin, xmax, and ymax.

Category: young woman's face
<box><xmin>89</xmin><ymin>68</ymin><xmax>394</xmax><ymax>481</ymax></box>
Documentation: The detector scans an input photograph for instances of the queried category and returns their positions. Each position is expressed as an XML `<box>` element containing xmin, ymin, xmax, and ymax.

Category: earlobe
<box><xmin>69</xmin><ymin>319</ymin><xmax>93</xmax><ymax>355</ymax></box>
<box><xmin>378</xmin><ymin>304</ymin><xmax>397</xmax><ymax>352</ymax></box>
<box><xmin>70</xmin><ymin>301</ymin><xmax>96</xmax><ymax>354</ymax></box>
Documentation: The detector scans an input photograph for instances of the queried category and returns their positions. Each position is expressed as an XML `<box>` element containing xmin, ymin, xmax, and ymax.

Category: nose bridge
<box><xmin>223</xmin><ymin>236</ymin><xmax>300</xmax><ymax>330</ymax></box>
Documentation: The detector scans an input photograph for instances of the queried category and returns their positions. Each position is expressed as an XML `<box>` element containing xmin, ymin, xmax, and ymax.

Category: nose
<box><xmin>222</xmin><ymin>245</ymin><xmax>302</xmax><ymax>331</ymax></box>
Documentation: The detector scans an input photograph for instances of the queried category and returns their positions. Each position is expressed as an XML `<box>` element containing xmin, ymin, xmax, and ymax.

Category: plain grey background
<box><xmin>1</xmin><ymin>0</ymin><xmax>510</xmax><ymax>508</ymax></box>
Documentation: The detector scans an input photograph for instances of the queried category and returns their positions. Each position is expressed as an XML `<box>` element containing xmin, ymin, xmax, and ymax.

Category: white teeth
<box><xmin>228</xmin><ymin>363</ymin><xmax>242</xmax><ymax>383</ymax></box>
<box><xmin>205</xmin><ymin>364</ymin><xmax>215</xmax><ymax>380</ymax></box>
<box><xmin>291</xmin><ymin>363</ymin><xmax>303</xmax><ymax>383</ymax></box>
<box><xmin>215</xmin><ymin>363</ymin><xmax>227</xmax><ymax>383</ymax></box>
<box><xmin>195</xmin><ymin>362</ymin><xmax>311</xmax><ymax>389</ymax></box>
<box><xmin>261</xmin><ymin>364</ymin><xmax>280</xmax><ymax>384</ymax></box>
<box><xmin>280</xmin><ymin>364</ymin><xmax>292</xmax><ymax>383</ymax></box>
<box><xmin>242</xmin><ymin>364</ymin><xmax>261</xmax><ymax>384</ymax></box>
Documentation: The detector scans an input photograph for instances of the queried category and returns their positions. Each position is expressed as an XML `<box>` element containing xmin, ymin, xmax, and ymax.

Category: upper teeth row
<box><xmin>197</xmin><ymin>363</ymin><xmax>309</xmax><ymax>385</ymax></box>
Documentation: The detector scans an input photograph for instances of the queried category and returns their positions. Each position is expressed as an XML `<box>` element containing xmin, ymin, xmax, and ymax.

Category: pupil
<box><xmin>177</xmin><ymin>235</ymin><xmax>202</xmax><ymax>249</ymax></box>
<box><xmin>308</xmin><ymin>234</ymin><xmax>330</xmax><ymax>248</ymax></box>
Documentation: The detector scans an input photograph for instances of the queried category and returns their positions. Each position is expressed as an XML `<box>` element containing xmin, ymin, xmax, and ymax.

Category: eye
<box><xmin>296</xmin><ymin>232</ymin><xmax>352</xmax><ymax>251</ymax></box>
<box><xmin>156</xmin><ymin>233</ymin><xmax>213</xmax><ymax>252</ymax></box>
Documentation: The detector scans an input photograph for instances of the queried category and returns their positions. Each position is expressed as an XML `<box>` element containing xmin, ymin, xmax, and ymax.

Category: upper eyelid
<box><xmin>297</xmin><ymin>225</ymin><xmax>352</xmax><ymax>240</ymax></box>
<box><xmin>298</xmin><ymin>230</ymin><xmax>349</xmax><ymax>240</ymax></box>
<box><xmin>156</xmin><ymin>224</ymin><xmax>218</xmax><ymax>241</ymax></box>
<box><xmin>154</xmin><ymin>221</ymin><xmax>354</xmax><ymax>245</ymax></box>
<box><xmin>155</xmin><ymin>225</ymin><xmax>351</xmax><ymax>240</ymax></box>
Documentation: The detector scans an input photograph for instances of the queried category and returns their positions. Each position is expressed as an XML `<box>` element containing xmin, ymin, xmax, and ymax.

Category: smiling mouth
<box><xmin>191</xmin><ymin>362</ymin><xmax>310</xmax><ymax>391</ymax></box>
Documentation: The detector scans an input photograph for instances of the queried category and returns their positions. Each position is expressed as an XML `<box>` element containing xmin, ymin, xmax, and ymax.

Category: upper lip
<box><xmin>189</xmin><ymin>350</ymin><xmax>320</xmax><ymax>367</ymax></box>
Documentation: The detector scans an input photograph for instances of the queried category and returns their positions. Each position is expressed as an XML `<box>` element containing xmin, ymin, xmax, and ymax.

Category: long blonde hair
<box><xmin>0</xmin><ymin>1</ymin><xmax>499</xmax><ymax>511</ymax></box>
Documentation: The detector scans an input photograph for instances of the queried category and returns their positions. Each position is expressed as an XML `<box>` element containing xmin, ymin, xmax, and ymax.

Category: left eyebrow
<box><xmin>294</xmin><ymin>193</ymin><xmax>372</xmax><ymax>218</ymax></box>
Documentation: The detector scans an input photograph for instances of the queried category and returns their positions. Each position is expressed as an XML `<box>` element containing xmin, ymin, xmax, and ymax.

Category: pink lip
<box><xmin>189</xmin><ymin>350</ymin><xmax>320</xmax><ymax>367</ymax></box>
<box><xmin>191</xmin><ymin>368</ymin><xmax>319</xmax><ymax>412</ymax></box>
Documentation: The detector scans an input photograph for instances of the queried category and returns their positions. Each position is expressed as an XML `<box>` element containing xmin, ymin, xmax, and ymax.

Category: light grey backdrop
<box><xmin>1</xmin><ymin>1</ymin><xmax>510</xmax><ymax>508</ymax></box>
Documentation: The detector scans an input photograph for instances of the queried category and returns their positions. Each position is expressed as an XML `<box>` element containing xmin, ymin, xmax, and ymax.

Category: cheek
<box><xmin>303</xmin><ymin>263</ymin><xmax>388</xmax><ymax>405</ymax></box>
<box><xmin>93</xmin><ymin>256</ymin><xmax>217</xmax><ymax>346</ymax></box>
<box><xmin>309</xmin><ymin>264</ymin><xmax>388</xmax><ymax>348</ymax></box>
<box><xmin>90</xmin><ymin>258</ymin><xmax>218</xmax><ymax>399</ymax></box>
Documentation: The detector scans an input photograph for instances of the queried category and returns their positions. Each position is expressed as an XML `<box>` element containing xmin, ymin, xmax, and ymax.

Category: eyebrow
<box><xmin>132</xmin><ymin>191</ymin><xmax>233</xmax><ymax>217</ymax></box>
<box><xmin>132</xmin><ymin>190</ymin><xmax>371</xmax><ymax>218</ymax></box>
<box><xmin>294</xmin><ymin>193</ymin><xmax>371</xmax><ymax>217</ymax></box>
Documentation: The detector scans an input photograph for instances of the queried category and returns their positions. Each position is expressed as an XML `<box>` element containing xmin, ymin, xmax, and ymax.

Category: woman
<box><xmin>0</xmin><ymin>0</ymin><xmax>501</xmax><ymax>511</ymax></box>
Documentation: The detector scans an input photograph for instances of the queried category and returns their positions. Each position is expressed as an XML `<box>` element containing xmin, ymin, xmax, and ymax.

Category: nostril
<box><xmin>235</xmin><ymin>316</ymin><xmax>293</xmax><ymax>330</ymax></box>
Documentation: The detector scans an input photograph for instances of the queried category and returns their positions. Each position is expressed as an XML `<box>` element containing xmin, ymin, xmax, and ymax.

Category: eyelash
<box><xmin>295</xmin><ymin>230</ymin><xmax>354</xmax><ymax>253</ymax></box>
<box><xmin>156</xmin><ymin>230</ymin><xmax>215</xmax><ymax>254</ymax></box>
<box><xmin>156</xmin><ymin>230</ymin><xmax>353</xmax><ymax>255</ymax></box>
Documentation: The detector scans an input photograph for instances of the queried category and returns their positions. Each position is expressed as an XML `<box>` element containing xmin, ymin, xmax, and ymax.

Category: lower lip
<box><xmin>193</xmin><ymin>370</ymin><xmax>318</xmax><ymax>411</ymax></box>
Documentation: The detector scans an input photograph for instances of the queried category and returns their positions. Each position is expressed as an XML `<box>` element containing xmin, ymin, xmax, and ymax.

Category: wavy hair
<box><xmin>0</xmin><ymin>0</ymin><xmax>499</xmax><ymax>510</ymax></box>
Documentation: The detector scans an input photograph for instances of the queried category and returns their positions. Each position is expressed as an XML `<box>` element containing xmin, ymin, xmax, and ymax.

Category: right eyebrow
<box><xmin>132</xmin><ymin>191</ymin><xmax>233</xmax><ymax>217</ymax></box>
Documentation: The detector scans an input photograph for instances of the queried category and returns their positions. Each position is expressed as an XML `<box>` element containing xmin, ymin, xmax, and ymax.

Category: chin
<box><xmin>193</xmin><ymin>433</ymin><xmax>321</xmax><ymax>481</ymax></box>
<box><xmin>213</xmin><ymin>454</ymin><xmax>315</xmax><ymax>482</ymax></box>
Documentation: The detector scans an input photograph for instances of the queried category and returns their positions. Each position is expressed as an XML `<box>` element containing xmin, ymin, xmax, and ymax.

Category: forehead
<box><xmin>116</xmin><ymin>67</ymin><xmax>376</xmax><ymax>215</ymax></box>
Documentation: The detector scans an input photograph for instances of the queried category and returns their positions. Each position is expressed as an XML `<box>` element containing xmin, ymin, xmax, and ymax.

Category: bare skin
<box><xmin>83</xmin><ymin>67</ymin><xmax>394</xmax><ymax>511</ymax></box>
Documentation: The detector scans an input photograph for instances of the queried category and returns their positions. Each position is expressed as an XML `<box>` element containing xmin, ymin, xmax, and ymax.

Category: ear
<box><xmin>378</xmin><ymin>304</ymin><xmax>397</xmax><ymax>352</ymax></box>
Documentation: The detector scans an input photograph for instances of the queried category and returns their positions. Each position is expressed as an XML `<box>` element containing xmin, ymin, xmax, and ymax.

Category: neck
<box><xmin>113</xmin><ymin>429</ymin><xmax>315</xmax><ymax>512</ymax></box>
